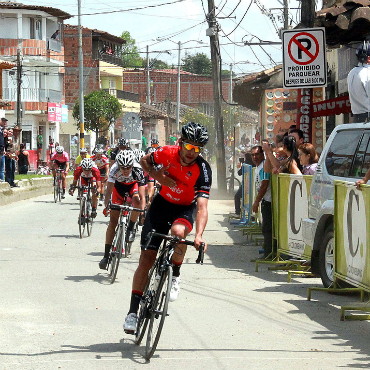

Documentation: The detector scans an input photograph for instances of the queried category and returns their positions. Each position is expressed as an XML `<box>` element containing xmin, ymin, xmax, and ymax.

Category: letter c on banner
<box><xmin>290</xmin><ymin>180</ymin><xmax>302</xmax><ymax>234</ymax></box>
<box><xmin>347</xmin><ymin>189</ymin><xmax>360</xmax><ymax>258</ymax></box>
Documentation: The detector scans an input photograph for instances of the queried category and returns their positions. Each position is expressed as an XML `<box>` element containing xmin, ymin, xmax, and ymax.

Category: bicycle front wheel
<box><xmin>135</xmin><ymin>262</ymin><xmax>159</xmax><ymax>345</ymax></box>
<box><xmin>226</xmin><ymin>177</ymin><xmax>241</xmax><ymax>195</ymax></box>
<box><xmin>109</xmin><ymin>224</ymin><xmax>123</xmax><ymax>284</ymax></box>
<box><xmin>145</xmin><ymin>265</ymin><xmax>173</xmax><ymax>360</ymax></box>
<box><xmin>86</xmin><ymin>200</ymin><xmax>93</xmax><ymax>237</ymax></box>
<box><xmin>78</xmin><ymin>198</ymin><xmax>86</xmax><ymax>238</ymax></box>
<box><xmin>58</xmin><ymin>177</ymin><xmax>62</xmax><ymax>202</ymax></box>
<box><xmin>53</xmin><ymin>182</ymin><xmax>58</xmax><ymax>203</ymax></box>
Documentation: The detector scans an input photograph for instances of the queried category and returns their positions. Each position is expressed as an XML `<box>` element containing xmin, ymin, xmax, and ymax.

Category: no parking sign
<box><xmin>282</xmin><ymin>28</ymin><xmax>327</xmax><ymax>89</ymax></box>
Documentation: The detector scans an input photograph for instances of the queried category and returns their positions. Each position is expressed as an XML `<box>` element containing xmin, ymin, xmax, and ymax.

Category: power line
<box><xmin>222</xmin><ymin>0</ymin><xmax>253</xmax><ymax>37</ymax></box>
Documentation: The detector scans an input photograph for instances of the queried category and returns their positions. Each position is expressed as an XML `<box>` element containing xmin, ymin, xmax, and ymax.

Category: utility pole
<box><xmin>166</xmin><ymin>78</ymin><xmax>172</xmax><ymax>144</ymax></box>
<box><xmin>78</xmin><ymin>0</ymin><xmax>85</xmax><ymax>148</ymax></box>
<box><xmin>16</xmin><ymin>48</ymin><xmax>22</xmax><ymax>129</ymax></box>
<box><xmin>301</xmin><ymin>0</ymin><xmax>315</xmax><ymax>27</ymax></box>
<box><xmin>176</xmin><ymin>41</ymin><xmax>181</xmax><ymax>132</ymax></box>
<box><xmin>146</xmin><ymin>45</ymin><xmax>150</xmax><ymax>105</ymax></box>
<box><xmin>229</xmin><ymin>63</ymin><xmax>234</xmax><ymax>192</ymax></box>
<box><xmin>207</xmin><ymin>0</ymin><xmax>226</xmax><ymax>192</ymax></box>
<box><xmin>283</xmin><ymin>0</ymin><xmax>289</xmax><ymax>30</ymax></box>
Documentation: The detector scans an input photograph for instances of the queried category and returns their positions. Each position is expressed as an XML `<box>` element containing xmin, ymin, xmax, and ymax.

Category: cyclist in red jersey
<box><xmin>51</xmin><ymin>146</ymin><xmax>70</xmax><ymax>199</ymax></box>
<box><xmin>91</xmin><ymin>146</ymin><xmax>109</xmax><ymax>206</ymax></box>
<box><xmin>69</xmin><ymin>158</ymin><xmax>101</xmax><ymax>218</ymax></box>
<box><xmin>123</xmin><ymin>122</ymin><xmax>212</xmax><ymax>334</ymax></box>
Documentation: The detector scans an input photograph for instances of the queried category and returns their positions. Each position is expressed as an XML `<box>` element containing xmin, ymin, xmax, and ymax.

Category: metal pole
<box><xmin>146</xmin><ymin>45</ymin><xmax>150</xmax><ymax>105</ymax></box>
<box><xmin>176</xmin><ymin>41</ymin><xmax>181</xmax><ymax>132</ymax></box>
<box><xmin>283</xmin><ymin>0</ymin><xmax>289</xmax><ymax>30</ymax></box>
<box><xmin>78</xmin><ymin>0</ymin><xmax>85</xmax><ymax>148</ymax></box>
<box><xmin>16</xmin><ymin>49</ymin><xmax>22</xmax><ymax>129</ymax></box>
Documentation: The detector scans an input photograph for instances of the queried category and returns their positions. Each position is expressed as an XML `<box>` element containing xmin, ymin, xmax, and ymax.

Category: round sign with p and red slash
<box><xmin>282</xmin><ymin>27</ymin><xmax>327</xmax><ymax>89</ymax></box>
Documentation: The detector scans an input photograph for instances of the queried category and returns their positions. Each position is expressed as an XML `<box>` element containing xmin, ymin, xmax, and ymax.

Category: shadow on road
<box><xmin>49</xmin><ymin>234</ymin><xmax>80</xmax><ymax>239</ymax></box>
<box><xmin>206</xmin><ymin>211</ymin><xmax>370</xmax><ymax>369</ymax></box>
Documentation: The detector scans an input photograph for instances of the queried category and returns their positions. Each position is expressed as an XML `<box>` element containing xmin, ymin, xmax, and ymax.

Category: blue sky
<box><xmin>26</xmin><ymin>0</ymin><xmax>322</xmax><ymax>76</ymax></box>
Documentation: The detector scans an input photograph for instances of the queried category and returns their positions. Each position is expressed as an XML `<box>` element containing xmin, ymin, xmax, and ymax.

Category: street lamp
<box><xmin>156</xmin><ymin>38</ymin><xmax>205</xmax><ymax>132</ymax></box>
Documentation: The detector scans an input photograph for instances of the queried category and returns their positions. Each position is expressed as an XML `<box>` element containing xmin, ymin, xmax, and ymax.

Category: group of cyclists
<box><xmin>49</xmin><ymin>122</ymin><xmax>213</xmax><ymax>338</ymax></box>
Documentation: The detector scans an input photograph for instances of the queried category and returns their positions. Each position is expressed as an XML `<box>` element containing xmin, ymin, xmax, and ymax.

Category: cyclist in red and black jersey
<box><xmin>123</xmin><ymin>122</ymin><xmax>212</xmax><ymax>334</ymax></box>
<box><xmin>91</xmin><ymin>146</ymin><xmax>109</xmax><ymax>206</ymax></box>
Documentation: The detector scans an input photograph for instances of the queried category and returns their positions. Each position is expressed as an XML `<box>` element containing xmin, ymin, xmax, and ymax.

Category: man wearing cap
<box><xmin>0</xmin><ymin>117</ymin><xmax>8</xmax><ymax>181</ymax></box>
<box><xmin>348</xmin><ymin>42</ymin><xmax>370</xmax><ymax>122</ymax></box>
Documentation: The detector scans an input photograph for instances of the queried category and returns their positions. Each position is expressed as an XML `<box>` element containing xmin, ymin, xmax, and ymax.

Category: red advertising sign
<box><xmin>297</xmin><ymin>88</ymin><xmax>313</xmax><ymax>143</ymax></box>
<box><xmin>48</xmin><ymin>103</ymin><xmax>62</xmax><ymax>122</ymax></box>
<box><xmin>312</xmin><ymin>95</ymin><xmax>351</xmax><ymax>117</ymax></box>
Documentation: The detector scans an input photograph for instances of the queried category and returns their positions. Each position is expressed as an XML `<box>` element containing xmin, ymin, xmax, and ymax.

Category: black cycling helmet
<box><xmin>118</xmin><ymin>138</ymin><xmax>128</xmax><ymax>147</ymax></box>
<box><xmin>181</xmin><ymin>122</ymin><xmax>209</xmax><ymax>145</ymax></box>
<box><xmin>151</xmin><ymin>138</ymin><xmax>159</xmax><ymax>145</ymax></box>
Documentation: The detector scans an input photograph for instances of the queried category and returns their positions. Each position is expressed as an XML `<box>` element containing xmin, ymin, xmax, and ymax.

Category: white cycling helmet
<box><xmin>94</xmin><ymin>146</ymin><xmax>104</xmax><ymax>154</ymax></box>
<box><xmin>116</xmin><ymin>149</ymin><xmax>135</xmax><ymax>167</ymax></box>
<box><xmin>133</xmin><ymin>148</ymin><xmax>144</xmax><ymax>162</ymax></box>
<box><xmin>79</xmin><ymin>147</ymin><xmax>87</xmax><ymax>153</ymax></box>
<box><xmin>81</xmin><ymin>158</ymin><xmax>94</xmax><ymax>170</ymax></box>
<box><xmin>56</xmin><ymin>146</ymin><xmax>64</xmax><ymax>153</ymax></box>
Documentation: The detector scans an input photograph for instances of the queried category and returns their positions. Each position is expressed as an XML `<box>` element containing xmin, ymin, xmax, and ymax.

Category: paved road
<box><xmin>1</xmin><ymin>193</ymin><xmax>370</xmax><ymax>369</ymax></box>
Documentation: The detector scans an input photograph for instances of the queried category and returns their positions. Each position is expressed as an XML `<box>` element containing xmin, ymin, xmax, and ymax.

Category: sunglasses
<box><xmin>152</xmin><ymin>144</ymin><xmax>159</xmax><ymax>148</ymax></box>
<box><xmin>182</xmin><ymin>141</ymin><xmax>203</xmax><ymax>153</ymax></box>
<box><xmin>119</xmin><ymin>166</ymin><xmax>132</xmax><ymax>170</ymax></box>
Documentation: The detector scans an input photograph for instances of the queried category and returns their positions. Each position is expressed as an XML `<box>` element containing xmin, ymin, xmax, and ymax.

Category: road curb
<box><xmin>0</xmin><ymin>176</ymin><xmax>74</xmax><ymax>206</ymax></box>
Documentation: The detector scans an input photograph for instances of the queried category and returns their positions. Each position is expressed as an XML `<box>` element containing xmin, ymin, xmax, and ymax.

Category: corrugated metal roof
<box><xmin>0</xmin><ymin>59</ymin><xmax>16</xmax><ymax>69</ymax></box>
<box><xmin>316</xmin><ymin>1</ymin><xmax>370</xmax><ymax>45</ymax></box>
<box><xmin>0</xmin><ymin>2</ymin><xmax>72</xmax><ymax>19</ymax></box>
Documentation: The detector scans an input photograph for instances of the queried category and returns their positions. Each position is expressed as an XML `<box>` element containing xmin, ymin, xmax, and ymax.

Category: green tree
<box><xmin>121</xmin><ymin>31</ymin><xmax>143</xmax><ymax>67</ymax></box>
<box><xmin>182</xmin><ymin>53</ymin><xmax>212</xmax><ymax>76</ymax></box>
<box><xmin>72</xmin><ymin>90</ymin><xmax>122</xmax><ymax>138</ymax></box>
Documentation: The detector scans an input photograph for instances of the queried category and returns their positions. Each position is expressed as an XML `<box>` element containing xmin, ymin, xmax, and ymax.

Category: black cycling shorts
<box><xmin>54</xmin><ymin>160</ymin><xmax>67</xmax><ymax>170</ymax></box>
<box><xmin>99</xmin><ymin>168</ymin><xmax>107</xmax><ymax>177</ymax></box>
<box><xmin>140</xmin><ymin>194</ymin><xmax>195</xmax><ymax>250</ymax></box>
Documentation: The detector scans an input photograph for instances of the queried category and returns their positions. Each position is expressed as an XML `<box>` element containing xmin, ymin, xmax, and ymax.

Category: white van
<box><xmin>302</xmin><ymin>123</ymin><xmax>370</xmax><ymax>287</ymax></box>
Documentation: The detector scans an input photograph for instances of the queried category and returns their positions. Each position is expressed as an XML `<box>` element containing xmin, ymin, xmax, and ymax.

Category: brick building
<box><xmin>122</xmin><ymin>69</ymin><xmax>232</xmax><ymax>114</ymax></box>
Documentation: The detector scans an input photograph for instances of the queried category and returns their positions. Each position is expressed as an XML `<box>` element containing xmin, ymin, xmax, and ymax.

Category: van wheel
<box><xmin>319</xmin><ymin>225</ymin><xmax>334</xmax><ymax>288</ymax></box>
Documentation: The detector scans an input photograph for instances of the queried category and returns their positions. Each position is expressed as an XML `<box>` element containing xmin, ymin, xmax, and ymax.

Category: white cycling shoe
<box><xmin>123</xmin><ymin>313</ymin><xmax>137</xmax><ymax>334</ymax></box>
<box><xmin>169</xmin><ymin>276</ymin><xmax>181</xmax><ymax>302</ymax></box>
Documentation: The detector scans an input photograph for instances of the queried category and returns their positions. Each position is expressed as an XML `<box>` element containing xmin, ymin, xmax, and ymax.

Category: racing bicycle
<box><xmin>70</xmin><ymin>183</ymin><xmax>96</xmax><ymax>238</ymax></box>
<box><xmin>135</xmin><ymin>230</ymin><xmax>204</xmax><ymax>360</ymax></box>
<box><xmin>105</xmin><ymin>198</ymin><xmax>145</xmax><ymax>284</ymax></box>
<box><xmin>53</xmin><ymin>168</ymin><xmax>65</xmax><ymax>203</ymax></box>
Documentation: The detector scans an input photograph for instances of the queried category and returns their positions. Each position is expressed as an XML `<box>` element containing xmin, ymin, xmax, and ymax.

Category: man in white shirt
<box><xmin>347</xmin><ymin>42</ymin><xmax>370</xmax><ymax>123</ymax></box>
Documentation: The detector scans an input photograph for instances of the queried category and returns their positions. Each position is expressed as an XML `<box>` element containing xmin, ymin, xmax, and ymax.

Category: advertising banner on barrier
<box><xmin>271</xmin><ymin>174</ymin><xmax>279</xmax><ymax>241</ymax></box>
<box><xmin>277</xmin><ymin>173</ymin><xmax>313</xmax><ymax>259</ymax></box>
<box><xmin>334</xmin><ymin>181</ymin><xmax>370</xmax><ymax>291</ymax></box>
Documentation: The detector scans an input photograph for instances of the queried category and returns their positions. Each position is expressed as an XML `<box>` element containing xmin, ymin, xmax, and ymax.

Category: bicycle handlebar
<box><xmin>110</xmin><ymin>203</ymin><xmax>146</xmax><ymax>213</ymax></box>
<box><xmin>145</xmin><ymin>230</ymin><xmax>205</xmax><ymax>264</ymax></box>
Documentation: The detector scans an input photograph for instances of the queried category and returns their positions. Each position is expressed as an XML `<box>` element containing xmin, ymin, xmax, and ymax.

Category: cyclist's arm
<box><xmin>104</xmin><ymin>181</ymin><xmax>114</xmax><ymax>207</ymax></box>
<box><xmin>65</xmin><ymin>161</ymin><xmax>70</xmax><ymax>173</ymax></box>
<box><xmin>194</xmin><ymin>196</ymin><xmax>209</xmax><ymax>252</ymax></box>
<box><xmin>138</xmin><ymin>185</ymin><xmax>146</xmax><ymax>210</ymax></box>
<box><xmin>104</xmin><ymin>163</ymin><xmax>110</xmax><ymax>178</ymax></box>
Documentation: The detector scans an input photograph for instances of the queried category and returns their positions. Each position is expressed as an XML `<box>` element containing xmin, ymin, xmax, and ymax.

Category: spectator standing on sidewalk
<box><xmin>17</xmin><ymin>143</ymin><xmax>30</xmax><ymax>175</ymax></box>
<box><xmin>0</xmin><ymin>117</ymin><xmax>7</xmax><ymax>181</ymax></box>
<box><xmin>251</xmin><ymin>145</ymin><xmax>272</xmax><ymax>259</ymax></box>
<box><xmin>5</xmin><ymin>134</ymin><xmax>18</xmax><ymax>187</ymax></box>
<box><xmin>348</xmin><ymin>42</ymin><xmax>370</xmax><ymax>122</ymax></box>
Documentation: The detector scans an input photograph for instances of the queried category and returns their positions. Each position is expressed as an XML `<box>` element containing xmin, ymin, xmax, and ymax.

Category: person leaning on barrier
<box><xmin>355</xmin><ymin>167</ymin><xmax>370</xmax><ymax>190</ymax></box>
<box><xmin>251</xmin><ymin>145</ymin><xmax>272</xmax><ymax>259</ymax></box>
<box><xmin>348</xmin><ymin>41</ymin><xmax>370</xmax><ymax>122</ymax></box>
<box><xmin>263</xmin><ymin>135</ymin><xmax>302</xmax><ymax>175</ymax></box>
<box><xmin>298</xmin><ymin>143</ymin><xmax>318</xmax><ymax>175</ymax></box>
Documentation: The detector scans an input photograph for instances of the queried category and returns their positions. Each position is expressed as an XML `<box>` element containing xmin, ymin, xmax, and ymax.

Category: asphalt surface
<box><xmin>1</xmin><ymin>192</ymin><xmax>370</xmax><ymax>369</ymax></box>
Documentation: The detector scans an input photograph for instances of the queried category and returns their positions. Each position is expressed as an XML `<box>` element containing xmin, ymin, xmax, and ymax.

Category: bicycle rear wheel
<box><xmin>78</xmin><ymin>198</ymin><xmax>86</xmax><ymax>238</ymax></box>
<box><xmin>145</xmin><ymin>265</ymin><xmax>172</xmax><ymax>360</ymax></box>
<box><xmin>226</xmin><ymin>176</ymin><xmax>241</xmax><ymax>195</ymax></box>
<box><xmin>86</xmin><ymin>199</ymin><xmax>93</xmax><ymax>237</ymax></box>
<box><xmin>109</xmin><ymin>224</ymin><xmax>123</xmax><ymax>284</ymax></box>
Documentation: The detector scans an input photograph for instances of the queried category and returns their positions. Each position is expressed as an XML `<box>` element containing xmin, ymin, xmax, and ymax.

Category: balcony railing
<box><xmin>103</xmin><ymin>89</ymin><xmax>139</xmax><ymax>102</ymax></box>
<box><xmin>3</xmin><ymin>88</ymin><xmax>62</xmax><ymax>103</ymax></box>
<box><xmin>92</xmin><ymin>49</ymin><xmax>124</xmax><ymax>67</ymax></box>
<box><xmin>47</xmin><ymin>38</ymin><xmax>62</xmax><ymax>52</ymax></box>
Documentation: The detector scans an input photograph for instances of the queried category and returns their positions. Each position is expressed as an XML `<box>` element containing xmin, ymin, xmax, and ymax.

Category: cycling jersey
<box><xmin>108</xmin><ymin>162</ymin><xmax>145</xmax><ymax>186</ymax></box>
<box><xmin>51</xmin><ymin>151</ymin><xmax>69</xmax><ymax>163</ymax></box>
<box><xmin>74</xmin><ymin>166</ymin><xmax>101</xmax><ymax>182</ymax></box>
<box><xmin>90</xmin><ymin>154</ymin><xmax>109</xmax><ymax>170</ymax></box>
<box><xmin>75</xmin><ymin>154</ymin><xmax>90</xmax><ymax>165</ymax></box>
<box><xmin>151</xmin><ymin>145</ymin><xmax>212</xmax><ymax>205</ymax></box>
